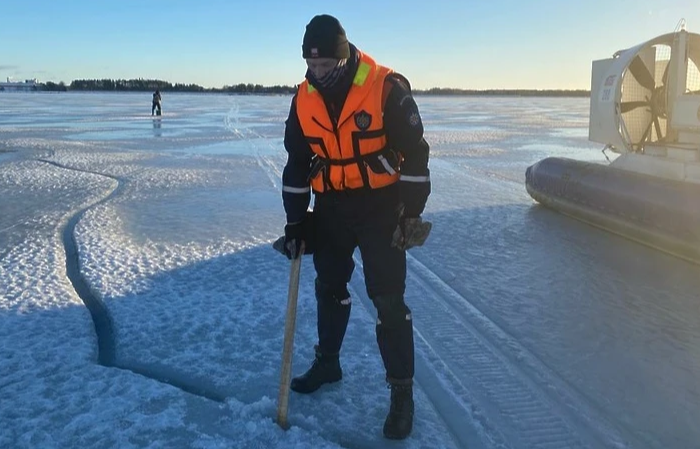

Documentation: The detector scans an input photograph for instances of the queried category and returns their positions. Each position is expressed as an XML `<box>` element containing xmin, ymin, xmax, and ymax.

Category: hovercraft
<box><xmin>526</xmin><ymin>24</ymin><xmax>700</xmax><ymax>264</ymax></box>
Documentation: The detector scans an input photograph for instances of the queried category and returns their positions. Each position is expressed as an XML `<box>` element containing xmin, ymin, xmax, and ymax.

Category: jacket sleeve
<box><xmin>383</xmin><ymin>74</ymin><xmax>431</xmax><ymax>217</ymax></box>
<box><xmin>282</xmin><ymin>94</ymin><xmax>313</xmax><ymax>224</ymax></box>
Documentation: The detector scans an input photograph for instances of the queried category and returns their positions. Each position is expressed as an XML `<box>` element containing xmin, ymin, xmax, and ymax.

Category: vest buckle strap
<box><xmin>362</xmin><ymin>147</ymin><xmax>401</xmax><ymax>175</ymax></box>
<box><xmin>308</xmin><ymin>155</ymin><xmax>327</xmax><ymax>182</ymax></box>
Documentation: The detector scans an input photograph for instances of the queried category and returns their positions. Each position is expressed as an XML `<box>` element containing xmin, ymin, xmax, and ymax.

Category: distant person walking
<box><xmin>152</xmin><ymin>89</ymin><xmax>162</xmax><ymax>116</ymax></box>
<box><xmin>279</xmin><ymin>14</ymin><xmax>431</xmax><ymax>440</ymax></box>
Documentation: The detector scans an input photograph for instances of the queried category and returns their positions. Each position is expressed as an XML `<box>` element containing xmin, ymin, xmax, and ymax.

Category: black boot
<box><xmin>383</xmin><ymin>381</ymin><xmax>414</xmax><ymax>439</ymax></box>
<box><xmin>290</xmin><ymin>346</ymin><xmax>342</xmax><ymax>394</ymax></box>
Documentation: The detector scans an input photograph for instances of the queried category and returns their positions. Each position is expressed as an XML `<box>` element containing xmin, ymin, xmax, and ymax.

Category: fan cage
<box><xmin>619</xmin><ymin>44</ymin><xmax>671</xmax><ymax>150</ymax></box>
<box><xmin>619</xmin><ymin>38</ymin><xmax>700</xmax><ymax>151</ymax></box>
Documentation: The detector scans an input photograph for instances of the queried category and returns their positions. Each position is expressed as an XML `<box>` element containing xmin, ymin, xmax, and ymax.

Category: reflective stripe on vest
<box><xmin>296</xmin><ymin>51</ymin><xmax>400</xmax><ymax>193</ymax></box>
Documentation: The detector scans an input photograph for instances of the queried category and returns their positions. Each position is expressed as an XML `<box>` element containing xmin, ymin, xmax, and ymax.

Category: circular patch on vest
<box><xmin>354</xmin><ymin>110</ymin><xmax>372</xmax><ymax>130</ymax></box>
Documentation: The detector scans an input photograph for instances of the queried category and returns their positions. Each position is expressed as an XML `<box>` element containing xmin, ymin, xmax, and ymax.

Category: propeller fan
<box><xmin>589</xmin><ymin>29</ymin><xmax>700</xmax><ymax>154</ymax></box>
<box><xmin>620</xmin><ymin>53</ymin><xmax>670</xmax><ymax>149</ymax></box>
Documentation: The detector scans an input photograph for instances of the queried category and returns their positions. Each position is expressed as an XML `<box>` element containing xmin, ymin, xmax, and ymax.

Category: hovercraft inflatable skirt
<box><xmin>525</xmin><ymin>157</ymin><xmax>700</xmax><ymax>264</ymax></box>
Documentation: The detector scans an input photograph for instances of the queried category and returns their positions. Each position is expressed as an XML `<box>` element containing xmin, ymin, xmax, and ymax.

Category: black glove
<box><xmin>283</xmin><ymin>221</ymin><xmax>305</xmax><ymax>259</ymax></box>
<box><xmin>274</xmin><ymin>211</ymin><xmax>315</xmax><ymax>259</ymax></box>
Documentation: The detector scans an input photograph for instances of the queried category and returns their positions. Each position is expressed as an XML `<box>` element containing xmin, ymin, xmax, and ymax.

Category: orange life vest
<box><xmin>296</xmin><ymin>51</ymin><xmax>400</xmax><ymax>193</ymax></box>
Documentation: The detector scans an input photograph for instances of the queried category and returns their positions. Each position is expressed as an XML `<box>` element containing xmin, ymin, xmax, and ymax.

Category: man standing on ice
<box><xmin>152</xmin><ymin>89</ymin><xmax>162</xmax><ymax>116</ymax></box>
<box><xmin>279</xmin><ymin>14</ymin><xmax>431</xmax><ymax>440</ymax></box>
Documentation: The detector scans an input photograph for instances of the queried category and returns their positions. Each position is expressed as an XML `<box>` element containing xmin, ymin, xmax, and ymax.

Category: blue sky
<box><xmin>1</xmin><ymin>0</ymin><xmax>698</xmax><ymax>89</ymax></box>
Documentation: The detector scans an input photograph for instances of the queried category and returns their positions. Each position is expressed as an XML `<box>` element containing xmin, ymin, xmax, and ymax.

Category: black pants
<box><xmin>152</xmin><ymin>102</ymin><xmax>161</xmax><ymax>115</ymax></box>
<box><xmin>312</xmin><ymin>184</ymin><xmax>414</xmax><ymax>381</ymax></box>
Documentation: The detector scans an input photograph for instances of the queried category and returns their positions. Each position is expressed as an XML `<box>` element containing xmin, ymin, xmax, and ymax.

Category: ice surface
<box><xmin>1</xmin><ymin>92</ymin><xmax>699</xmax><ymax>448</ymax></box>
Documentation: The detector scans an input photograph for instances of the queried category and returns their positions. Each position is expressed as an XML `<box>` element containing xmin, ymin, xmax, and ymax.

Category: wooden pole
<box><xmin>276</xmin><ymin>242</ymin><xmax>305</xmax><ymax>429</ymax></box>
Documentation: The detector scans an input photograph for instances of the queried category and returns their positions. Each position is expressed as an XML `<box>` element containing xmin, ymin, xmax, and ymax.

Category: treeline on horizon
<box><xmin>36</xmin><ymin>78</ymin><xmax>590</xmax><ymax>97</ymax></box>
<box><xmin>39</xmin><ymin>79</ymin><xmax>295</xmax><ymax>94</ymax></box>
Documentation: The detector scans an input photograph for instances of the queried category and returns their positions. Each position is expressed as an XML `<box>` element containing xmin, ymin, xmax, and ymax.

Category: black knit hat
<box><xmin>302</xmin><ymin>14</ymin><xmax>350</xmax><ymax>59</ymax></box>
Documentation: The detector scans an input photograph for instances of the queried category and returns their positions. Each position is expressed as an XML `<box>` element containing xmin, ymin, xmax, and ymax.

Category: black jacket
<box><xmin>282</xmin><ymin>46</ymin><xmax>430</xmax><ymax>224</ymax></box>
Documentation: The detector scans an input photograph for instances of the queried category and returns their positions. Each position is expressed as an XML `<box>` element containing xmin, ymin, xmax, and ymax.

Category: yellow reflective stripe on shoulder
<box><xmin>307</xmin><ymin>83</ymin><xmax>316</xmax><ymax>93</ymax></box>
<box><xmin>353</xmin><ymin>62</ymin><xmax>371</xmax><ymax>86</ymax></box>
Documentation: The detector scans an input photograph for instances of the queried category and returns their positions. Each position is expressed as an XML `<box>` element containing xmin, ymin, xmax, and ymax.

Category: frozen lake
<box><xmin>1</xmin><ymin>92</ymin><xmax>699</xmax><ymax>448</ymax></box>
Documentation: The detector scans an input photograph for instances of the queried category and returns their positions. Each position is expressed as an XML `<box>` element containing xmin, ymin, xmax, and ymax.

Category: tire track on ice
<box><xmin>406</xmin><ymin>253</ymin><xmax>649</xmax><ymax>448</ymax></box>
<box><xmin>349</xmin><ymin>253</ymin><xmax>646</xmax><ymax>449</ymax></box>
<box><xmin>224</xmin><ymin>101</ymin><xmax>284</xmax><ymax>188</ymax></box>
<box><xmin>348</xmin><ymin>255</ymin><xmax>489</xmax><ymax>449</ymax></box>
